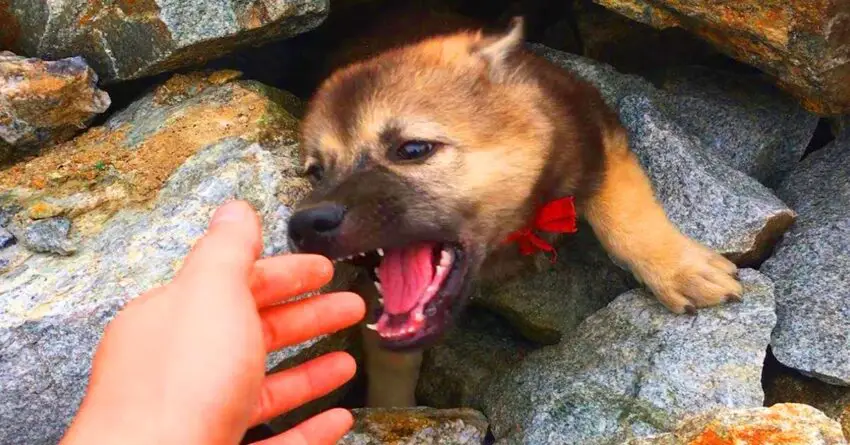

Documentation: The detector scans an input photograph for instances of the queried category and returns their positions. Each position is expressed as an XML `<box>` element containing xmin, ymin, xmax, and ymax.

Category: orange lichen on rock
<box><xmin>689</xmin><ymin>425</ymin><xmax>805</xmax><ymax>445</ymax></box>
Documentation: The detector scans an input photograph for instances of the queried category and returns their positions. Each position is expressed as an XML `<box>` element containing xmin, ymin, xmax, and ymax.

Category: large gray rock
<box><xmin>532</xmin><ymin>45</ymin><xmax>796</xmax><ymax>266</ymax></box>
<box><xmin>626</xmin><ymin>403</ymin><xmax>847</xmax><ymax>445</ymax></box>
<box><xmin>0</xmin><ymin>72</ymin><xmax>345</xmax><ymax>444</ymax></box>
<box><xmin>0</xmin><ymin>51</ymin><xmax>110</xmax><ymax>161</ymax></box>
<box><xmin>761</xmin><ymin>136</ymin><xmax>850</xmax><ymax>386</ymax></box>
<box><xmin>472</xmin><ymin>227</ymin><xmax>634</xmax><ymax>344</ymax></box>
<box><xmin>483</xmin><ymin>269</ymin><xmax>776</xmax><ymax>444</ymax></box>
<box><xmin>653</xmin><ymin>66</ymin><xmax>819</xmax><ymax>188</ymax></box>
<box><xmin>0</xmin><ymin>0</ymin><xmax>328</xmax><ymax>83</ymax></box>
<box><xmin>338</xmin><ymin>407</ymin><xmax>490</xmax><ymax>445</ymax></box>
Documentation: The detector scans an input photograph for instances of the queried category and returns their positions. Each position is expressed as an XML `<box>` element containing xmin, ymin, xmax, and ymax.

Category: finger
<box><xmin>250</xmin><ymin>255</ymin><xmax>335</xmax><ymax>308</ymax></box>
<box><xmin>261</xmin><ymin>292</ymin><xmax>365</xmax><ymax>351</ymax></box>
<box><xmin>254</xmin><ymin>408</ymin><xmax>354</xmax><ymax>445</ymax></box>
<box><xmin>251</xmin><ymin>352</ymin><xmax>356</xmax><ymax>425</ymax></box>
<box><xmin>175</xmin><ymin>200</ymin><xmax>263</xmax><ymax>290</ymax></box>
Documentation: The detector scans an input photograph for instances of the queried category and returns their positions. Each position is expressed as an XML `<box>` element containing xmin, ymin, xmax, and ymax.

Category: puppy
<box><xmin>287</xmin><ymin>17</ymin><xmax>742</xmax><ymax>407</ymax></box>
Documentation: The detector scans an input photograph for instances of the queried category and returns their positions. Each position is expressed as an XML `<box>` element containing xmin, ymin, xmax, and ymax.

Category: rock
<box><xmin>416</xmin><ymin>308</ymin><xmax>540</xmax><ymax>410</ymax></box>
<box><xmin>338</xmin><ymin>407</ymin><xmax>490</xmax><ymax>445</ymax></box>
<box><xmin>653</xmin><ymin>66</ymin><xmax>819</xmax><ymax>188</ymax></box>
<box><xmin>626</xmin><ymin>404</ymin><xmax>848</xmax><ymax>445</ymax></box>
<box><xmin>574</xmin><ymin>0</ymin><xmax>717</xmax><ymax>74</ymax></box>
<box><xmin>764</xmin><ymin>365</ymin><xmax>850</xmax><ymax>438</ymax></box>
<box><xmin>591</xmin><ymin>0</ymin><xmax>850</xmax><ymax>115</ymax></box>
<box><xmin>472</xmin><ymin>227</ymin><xmax>634</xmax><ymax>344</ymax></box>
<box><xmin>0</xmin><ymin>52</ymin><xmax>110</xmax><ymax>161</ymax></box>
<box><xmin>17</xmin><ymin>216</ymin><xmax>75</xmax><ymax>256</ymax></box>
<box><xmin>0</xmin><ymin>72</ymin><xmax>345</xmax><ymax>444</ymax></box>
<box><xmin>483</xmin><ymin>269</ymin><xmax>776</xmax><ymax>444</ymax></box>
<box><xmin>0</xmin><ymin>227</ymin><xmax>13</xmax><ymax>249</ymax></box>
<box><xmin>761</xmin><ymin>135</ymin><xmax>850</xmax><ymax>386</ymax></box>
<box><xmin>532</xmin><ymin>45</ymin><xmax>796</xmax><ymax>266</ymax></box>
<box><xmin>0</xmin><ymin>1</ymin><xmax>328</xmax><ymax>83</ymax></box>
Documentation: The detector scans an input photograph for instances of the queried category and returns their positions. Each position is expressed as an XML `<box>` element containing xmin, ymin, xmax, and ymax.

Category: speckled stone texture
<box><xmin>0</xmin><ymin>73</ymin><xmax>346</xmax><ymax>444</ymax></box>
<box><xmin>338</xmin><ymin>407</ymin><xmax>490</xmax><ymax>445</ymax></box>
<box><xmin>415</xmin><ymin>308</ymin><xmax>540</xmax><ymax>410</ymax></box>
<box><xmin>483</xmin><ymin>269</ymin><xmax>776</xmax><ymax>445</ymax></box>
<box><xmin>0</xmin><ymin>0</ymin><xmax>328</xmax><ymax>82</ymax></box>
<box><xmin>761</xmin><ymin>135</ymin><xmax>850</xmax><ymax>386</ymax></box>
<box><xmin>653</xmin><ymin>66</ymin><xmax>819</xmax><ymax>188</ymax></box>
<box><xmin>626</xmin><ymin>404</ymin><xmax>847</xmax><ymax>445</ymax></box>
<box><xmin>591</xmin><ymin>0</ymin><xmax>850</xmax><ymax>115</ymax></box>
<box><xmin>532</xmin><ymin>44</ymin><xmax>796</xmax><ymax>266</ymax></box>
<box><xmin>0</xmin><ymin>51</ymin><xmax>110</xmax><ymax>160</ymax></box>
<box><xmin>472</xmin><ymin>228</ymin><xmax>634</xmax><ymax>344</ymax></box>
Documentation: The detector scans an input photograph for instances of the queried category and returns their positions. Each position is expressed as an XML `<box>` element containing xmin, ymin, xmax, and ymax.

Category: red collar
<box><xmin>503</xmin><ymin>196</ymin><xmax>577</xmax><ymax>263</ymax></box>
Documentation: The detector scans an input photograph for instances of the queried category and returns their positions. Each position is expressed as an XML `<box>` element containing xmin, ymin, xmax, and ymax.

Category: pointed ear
<box><xmin>472</xmin><ymin>16</ymin><xmax>524</xmax><ymax>76</ymax></box>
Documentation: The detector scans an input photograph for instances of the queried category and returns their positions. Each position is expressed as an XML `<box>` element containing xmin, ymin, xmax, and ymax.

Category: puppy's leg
<box><xmin>362</xmin><ymin>326</ymin><xmax>423</xmax><ymax>407</ymax></box>
<box><xmin>582</xmin><ymin>130</ymin><xmax>742</xmax><ymax>314</ymax></box>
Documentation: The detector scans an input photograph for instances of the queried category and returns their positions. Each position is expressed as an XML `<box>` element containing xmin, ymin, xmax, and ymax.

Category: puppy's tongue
<box><xmin>377</xmin><ymin>242</ymin><xmax>435</xmax><ymax>314</ymax></box>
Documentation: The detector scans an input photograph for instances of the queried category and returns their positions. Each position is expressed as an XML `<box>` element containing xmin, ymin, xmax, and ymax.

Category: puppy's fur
<box><xmin>291</xmin><ymin>16</ymin><xmax>742</xmax><ymax>407</ymax></box>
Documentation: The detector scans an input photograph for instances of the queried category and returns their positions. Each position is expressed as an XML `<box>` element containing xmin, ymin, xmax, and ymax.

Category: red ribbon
<box><xmin>503</xmin><ymin>196</ymin><xmax>578</xmax><ymax>263</ymax></box>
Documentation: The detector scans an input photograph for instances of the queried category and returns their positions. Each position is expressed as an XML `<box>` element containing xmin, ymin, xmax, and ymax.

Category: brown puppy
<box><xmin>287</xmin><ymin>17</ymin><xmax>742</xmax><ymax>407</ymax></box>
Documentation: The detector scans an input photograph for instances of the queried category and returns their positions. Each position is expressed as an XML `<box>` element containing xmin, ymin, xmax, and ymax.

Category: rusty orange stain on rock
<box><xmin>689</xmin><ymin>424</ymin><xmax>807</xmax><ymax>445</ymax></box>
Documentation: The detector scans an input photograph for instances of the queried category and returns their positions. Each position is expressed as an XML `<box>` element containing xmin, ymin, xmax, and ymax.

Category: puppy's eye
<box><xmin>303</xmin><ymin>164</ymin><xmax>324</xmax><ymax>182</ymax></box>
<box><xmin>396</xmin><ymin>140</ymin><xmax>436</xmax><ymax>161</ymax></box>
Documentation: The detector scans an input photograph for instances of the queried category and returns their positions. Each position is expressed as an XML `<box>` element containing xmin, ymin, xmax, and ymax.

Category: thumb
<box><xmin>176</xmin><ymin>200</ymin><xmax>263</xmax><ymax>288</ymax></box>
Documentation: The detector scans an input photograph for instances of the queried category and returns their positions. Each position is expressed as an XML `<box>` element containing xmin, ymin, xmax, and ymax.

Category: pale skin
<box><xmin>59</xmin><ymin>200</ymin><xmax>366</xmax><ymax>445</ymax></box>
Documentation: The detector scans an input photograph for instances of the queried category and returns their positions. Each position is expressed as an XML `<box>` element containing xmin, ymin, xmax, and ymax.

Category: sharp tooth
<box><xmin>374</xmin><ymin>282</ymin><xmax>382</xmax><ymax>292</ymax></box>
<box><xmin>435</xmin><ymin>265</ymin><xmax>445</xmax><ymax>276</ymax></box>
<box><xmin>374</xmin><ymin>268</ymin><xmax>380</xmax><ymax>277</ymax></box>
<box><xmin>377</xmin><ymin>248</ymin><xmax>384</xmax><ymax>256</ymax></box>
<box><xmin>346</xmin><ymin>255</ymin><xmax>353</xmax><ymax>260</ymax></box>
<box><xmin>427</xmin><ymin>285</ymin><xmax>438</xmax><ymax>294</ymax></box>
<box><xmin>378</xmin><ymin>297</ymin><xmax>384</xmax><ymax>305</ymax></box>
<box><xmin>359</xmin><ymin>252</ymin><xmax>366</xmax><ymax>257</ymax></box>
<box><xmin>414</xmin><ymin>312</ymin><xmax>425</xmax><ymax>322</ymax></box>
<box><xmin>440</xmin><ymin>250</ymin><xmax>451</xmax><ymax>265</ymax></box>
<box><xmin>366</xmin><ymin>323</ymin><xmax>377</xmax><ymax>331</ymax></box>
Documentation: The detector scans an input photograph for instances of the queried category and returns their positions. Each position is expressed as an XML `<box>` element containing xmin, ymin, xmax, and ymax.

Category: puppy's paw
<box><xmin>636</xmin><ymin>236</ymin><xmax>742</xmax><ymax>315</ymax></box>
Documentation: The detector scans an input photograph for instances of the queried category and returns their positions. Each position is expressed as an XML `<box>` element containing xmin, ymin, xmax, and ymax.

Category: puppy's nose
<box><xmin>288</xmin><ymin>204</ymin><xmax>346</xmax><ymax>246</ymax></box>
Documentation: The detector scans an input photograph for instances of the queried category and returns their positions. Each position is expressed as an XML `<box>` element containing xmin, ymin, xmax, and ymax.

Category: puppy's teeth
<box><xmin>378</xmin><ymin>297</ymin><xmax>384</xmax><ymax>305</ymax></box>
<box><xmin>440</xmin><ymin>250</ymin><xmax>451</xmax><ymax>265</ymax></box>
<box><xmin>359</xmin><ymin>252</ymin><xmax>366</xmax><ymax>257</ymax></box>
<box><xmin>414</xmin><ymin>312</ymin><xmax>425</xmax><ymax>322</ymax></box>
<box><xmin>374</xmin><ymin>282</ymin><xmax>382</xmax><ymax>292</ymax></box>
<box><xmin>374</xmin><ymin>268</ymin><xmax>380</xmax><ymax>277</ymax></box>
<box><xmin>377</xmin><ymin>248</ymin><xmax>384</xmax><ymax>256</ymax></box>
<box><xmin>427</xmin><ymin>285</ymin><xmax>438</xmax><ymax>294</ymax></box>
<box><xmin>435</xmin><ymin>265</ymin><xmax>445</xmax><ymax>276</ymax></box>
<box><xmin>366</xmin><ymin>323</ymin><xmax>377</xmax><ymax>331</ymax></box>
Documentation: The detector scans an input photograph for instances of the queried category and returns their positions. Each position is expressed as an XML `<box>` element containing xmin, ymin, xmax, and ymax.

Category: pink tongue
<box><xmin>377</xmin><ymin>242</ymin><xmax>436</xmax><ymax>315</ymax></box>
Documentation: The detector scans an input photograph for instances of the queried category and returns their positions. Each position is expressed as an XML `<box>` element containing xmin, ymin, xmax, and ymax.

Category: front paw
<box><xmin>634</xmin><ymin>236</ymin><xmax>743</xmax><ymax>315</ymax></box>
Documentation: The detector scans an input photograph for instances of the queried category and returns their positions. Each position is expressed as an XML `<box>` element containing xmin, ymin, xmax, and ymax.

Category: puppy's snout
<box><xmin>288</xmin><ymin>204</ymin><xmax>347</xmax><ymax>249</ymax></box>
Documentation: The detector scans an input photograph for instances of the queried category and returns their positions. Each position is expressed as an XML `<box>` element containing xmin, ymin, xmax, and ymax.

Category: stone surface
<box><xmin>592</xmin><ymin>0</ymin><xmax>850</xmax><ymax>115</ymax></box>
<box><xmin>483</xmin><ymin>269</ymin><xmax>776</xmax><ymax>444</ymax></box>
<box><xmin>653</xmin><ymin>66</ymin><xmax>819</xmax><ymax>187</ymax></box>
<box><xmin>0</xmin><ymin>0</ymin><xmax>329</xmax><ymax>83</ymax></box>
<box><xmin>0</xmin><ymin>51</ymin><xmax>110</xmax><ymax>161</ymax></box>
<box><xmin>764</xmin><ymin>365</ymin><xmax>850</xmax><ymax>439</ymax></box>
<box><xmin>472</xmin><ymin>227</ymin><xmax>634</xmax><ymax>344</ymax></box>
<box><xmin>0</xmin><ymin>72</ymin><xmax>339</xmax><ymax>444</ymax></box>
<box><xmin>761</xmin><ymin>135</ymin><xmax>850</xmax><ymax>386</ymax></box>
<box><xmin>0</xmin><ymin>227</ymin><xmax>13</xmax><ymax>249</ymax></box>
<box><xmin>16</xmin><ymin>216</ymin><xmax>75</xmax><ymax>255</ymax></box>
<box><xmin>626</xmin><ymin>404</ymin><xmax>848</xmax><ymax>445</ymax></box>
<box><xmin>338</xmin><ymin>407</ymin><xmax>489</xmax><ymax>445</ymax></box>
<box><xmin>533</xmin><ymin>45</ymin><xmax>796</xmax><ymax>266</ymax></box>
<box><xmin>416</xmin><ymin>308</ymin><xmax>540</xmax><ymax>410</ymax></box>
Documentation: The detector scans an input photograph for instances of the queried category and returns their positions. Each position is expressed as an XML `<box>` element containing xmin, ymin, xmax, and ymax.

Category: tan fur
<box><xmin>582</xmin><ymin>129</ymin><xmax>742</xmax><ymax>314</ymax></box>
<box><xmin>295</xmin><ymin>16</ymin><xmax>742</xmax><ymax>408</ymax></box>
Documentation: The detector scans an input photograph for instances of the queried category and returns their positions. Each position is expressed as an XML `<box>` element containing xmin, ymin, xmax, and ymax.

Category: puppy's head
<box><xmin>288</xmin><ymin>18</ymin><xmax>560</xmax><ymax>350</ymax></box>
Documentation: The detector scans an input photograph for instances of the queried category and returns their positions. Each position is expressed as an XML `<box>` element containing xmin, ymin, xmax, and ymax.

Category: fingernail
<box><xmin>684</xmin><ymin>304</ymin><xmax>697</xmax><ymax>315</ymax></box>
<box><xmin>726</xmin><ymin>294</ymin><xmax>742</xmax><ymax>303</ymax></box>
<box><xmin>211</xmin><ymin>200</ymin><xmax>247</xmax><ymax>227</ymax></box>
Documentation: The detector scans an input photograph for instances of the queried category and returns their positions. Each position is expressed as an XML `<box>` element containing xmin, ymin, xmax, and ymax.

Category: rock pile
<box><xmin>1</xmin><ymin>2</ymin><xmax>849</xmax><ymax>445</ymax></box>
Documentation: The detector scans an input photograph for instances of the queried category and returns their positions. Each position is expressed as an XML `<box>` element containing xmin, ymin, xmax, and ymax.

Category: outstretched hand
<box><xmin>60</xmin><ymin>200</ymin><xmax>366</xmax><ymax>445</ymax></box>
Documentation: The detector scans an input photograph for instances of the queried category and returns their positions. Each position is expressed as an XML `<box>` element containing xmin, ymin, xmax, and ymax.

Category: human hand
<box><xmin>60</xmin><ymin>200</ymin><xmax>366</xmax><ymax>445</ymax></box>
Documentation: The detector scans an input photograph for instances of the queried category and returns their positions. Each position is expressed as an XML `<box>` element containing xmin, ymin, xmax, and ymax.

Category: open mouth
<box><xmin>334</xmin><ymin>241</ymin><xmax>468</xmax><ymax>350</ymax></box>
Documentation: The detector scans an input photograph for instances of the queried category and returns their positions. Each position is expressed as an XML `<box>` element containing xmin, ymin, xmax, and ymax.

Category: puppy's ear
<box><xmin>472</xmin><ymin>16</ymin><xmax>524</xmax><ymax>79</ymax></box>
